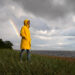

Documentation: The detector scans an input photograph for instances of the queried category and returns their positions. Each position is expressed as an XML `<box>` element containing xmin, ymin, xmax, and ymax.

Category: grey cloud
<box><xmin>12</xmin><ymin>0</ymin><xmax>75</xmax><ymax>20</ymax></box>
<box><xmin>30</xmin><ymin>18</ymin><xmax>50</xmax><ymax>30</ymax></box>
<box><xmin>61</xmin><ymin>27</ymin><xmax>75</xmax><ymax>36</ymax></box>
<box><xmin>0</xmin><ymin>0</ymin><xmax>5</xmax><ymax>7</ymax></box>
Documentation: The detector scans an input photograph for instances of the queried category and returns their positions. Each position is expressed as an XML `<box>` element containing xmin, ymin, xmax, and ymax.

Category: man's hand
<box><xmin>22</xmin><ymin>37</ymin><xmax>25</xmax><ymax>39</ymax></box>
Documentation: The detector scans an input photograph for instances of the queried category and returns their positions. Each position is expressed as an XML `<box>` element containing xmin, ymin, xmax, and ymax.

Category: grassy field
<box><xmin>0</xmin><ymin>49</ymin><xmax>75</xmax><ymax>75</ymax></box>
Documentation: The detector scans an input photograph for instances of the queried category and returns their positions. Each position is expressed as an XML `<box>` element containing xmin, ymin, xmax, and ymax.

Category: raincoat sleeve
<box><xmin>30</xmin><ymin>38</ymin><xmax>31</xmax><ymax>46</ymax></box>
<box><xmin>20</xmin><ymin>26</ymin><xmax>27</xmax><ymax>39</ymax></box>
<box><xmin>29</xmin><ymin>34</ymin><xmax>31</xmax><ymax>46</ymax></box>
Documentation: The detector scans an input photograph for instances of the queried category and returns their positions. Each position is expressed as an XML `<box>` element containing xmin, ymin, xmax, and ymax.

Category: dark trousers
<box><xmin>20</xmin><ymin>49</ymin><xmax>31</xmax><ymax>61</ymax></box>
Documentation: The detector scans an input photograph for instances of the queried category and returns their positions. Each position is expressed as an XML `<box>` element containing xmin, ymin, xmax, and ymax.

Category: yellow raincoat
<box><xmin>20</xmin><ymin>19</ymin><xmax>31</xmax><ymax>50</ymax></box>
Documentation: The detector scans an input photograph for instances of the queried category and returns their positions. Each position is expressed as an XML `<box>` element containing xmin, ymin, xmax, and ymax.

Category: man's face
<box><xmin>27</xmin><ymin>20</ymin><xmax>30</xmax><ymax>28</ymax></box>
<box><xmin>27</xmin><ymin>20</ymin><xmax>30</xmax><ymax>25</ymax></box>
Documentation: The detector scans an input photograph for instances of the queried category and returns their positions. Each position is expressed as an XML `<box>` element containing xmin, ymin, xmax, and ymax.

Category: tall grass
<box><xmin>0</xmin><ymin>49</ymin><xmax>75</xmax><ymax>75</ymax></box>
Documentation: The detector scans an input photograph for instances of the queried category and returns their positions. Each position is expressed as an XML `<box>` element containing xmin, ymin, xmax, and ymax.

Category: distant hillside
<box><xmin>31</xmin><ymin>50</ymin><xmax>75</xmax><ymax>58</ymax></box>
<box><xmin>0</xmin><ymin>39</ymin><xmax>13</xmax><ymax>49</ymax></box>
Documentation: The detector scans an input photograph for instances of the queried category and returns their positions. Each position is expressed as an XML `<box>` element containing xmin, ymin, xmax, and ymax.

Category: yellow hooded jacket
<box><xmin>20</xmin><ymin>19</ymin><xmax>31</xmax><ymax>50</ymax></box>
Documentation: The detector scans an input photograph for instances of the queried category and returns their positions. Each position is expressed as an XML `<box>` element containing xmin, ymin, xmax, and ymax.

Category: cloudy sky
<box><xmin>0</xmin><ymin>0</ymin><xmax>75</xmax><ymax>50</ymax></box>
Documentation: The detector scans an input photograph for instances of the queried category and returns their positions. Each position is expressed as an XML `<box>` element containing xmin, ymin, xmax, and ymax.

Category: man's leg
<box><xmin>26</xmin><ymin>49</ymin><xmax>31</xmax><ymax>61</ymax></box>
<box><xmin>20</xmin><ymin>49</ymin><xmax>24</xmax><ymax>61</ymax></box>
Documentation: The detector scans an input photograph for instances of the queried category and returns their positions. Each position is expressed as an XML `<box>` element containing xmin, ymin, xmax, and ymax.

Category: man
<box><xmin>20</xmin><ymin>19</ymin><xmax>31</xmax><ymax>62</ymax></box>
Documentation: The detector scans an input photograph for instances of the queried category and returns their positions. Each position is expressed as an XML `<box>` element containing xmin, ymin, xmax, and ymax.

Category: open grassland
<box><xmin>0</xmin><ymin>49</ymin><xmax>75</xmax><ymax>75</ymax></box>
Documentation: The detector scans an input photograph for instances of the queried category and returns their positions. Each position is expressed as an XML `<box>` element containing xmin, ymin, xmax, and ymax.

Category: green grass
<box><xmin>0</xmin><ymin>49</ymin><xmax>75</xmax><ymax>75</ymax></box>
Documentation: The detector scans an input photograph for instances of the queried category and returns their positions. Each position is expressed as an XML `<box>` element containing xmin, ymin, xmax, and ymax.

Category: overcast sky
<box><xmin>0</xmin><ymin>0</ymin><xmax>75</xmax><ymax>50</ymax></box>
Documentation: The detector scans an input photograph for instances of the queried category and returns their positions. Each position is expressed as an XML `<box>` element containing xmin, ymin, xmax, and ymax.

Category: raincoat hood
<box><xmin>24</xmin><ymin>19</ymin><xmax>30</xmax><ymax>26</ymax></box>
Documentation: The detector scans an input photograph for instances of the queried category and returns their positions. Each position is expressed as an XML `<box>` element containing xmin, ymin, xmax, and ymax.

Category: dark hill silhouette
<box><xmin>0</xmin><ymin>39</ymin><xmax>13</xmax><ymax>49</ymax></box>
